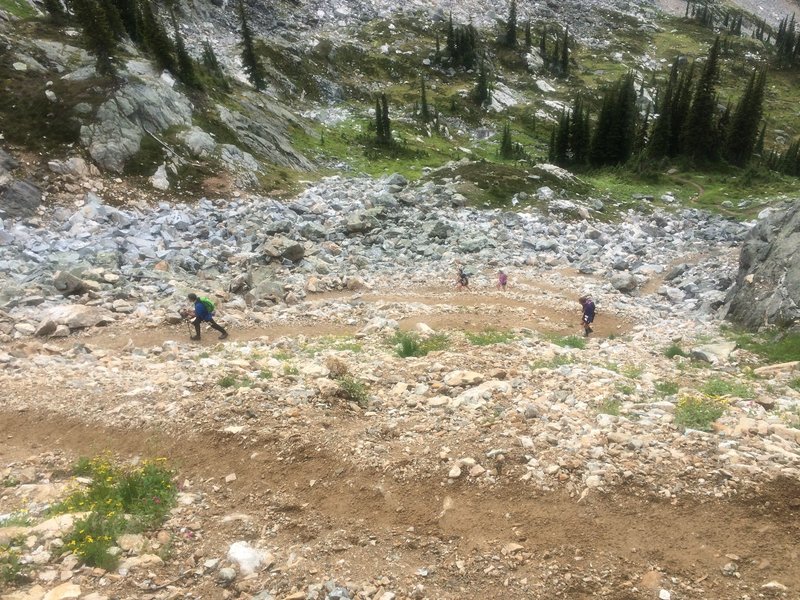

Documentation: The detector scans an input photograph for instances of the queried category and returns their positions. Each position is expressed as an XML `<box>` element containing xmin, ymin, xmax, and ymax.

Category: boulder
<box><xmin>724</xmin><ymin>203</ymin><xmax>800</xmax><ymax>330</ymax></box>
<box><xmin>39</xmin><ymin>305</ymin><xmax>115</xmax><ymax>329</ymax></box>
<box><xmin>53</xmin><ymin>270</ymin><xmax>86</xmax><ymax>296</ymax></box>
<box><xmin>0</xmin><ymin>180</ymin><xmax>42</xmax><ymax>219</ymax></box>
<box><xmin>611</xmin><ymin>272</ymin><xmax>638</xmax><ymax>293</ymax></box>
<box><xmin>0</xmin><ymin>147</ymin><xmax>19</xmax><ymax>175</ymax></box>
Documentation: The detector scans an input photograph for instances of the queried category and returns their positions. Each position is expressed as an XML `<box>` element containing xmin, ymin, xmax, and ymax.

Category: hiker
<box><xmin>187</xmin><ymin>293</ymin><xmax>228</xmax><ymax>340</ymax></box>
<box><xmin>497</xmin><ymin>270</ymin><xmax>508</xmax><ymax>291</ymax></box>
<box><xmin>456</xmin><ymin>266</ymin><xmax>469</xmax><ymax>290</ymax></box>
<box><xmin>579</xmin><ymin>295</ymin><xmax>595</xmax><ymax>337</ymax></box>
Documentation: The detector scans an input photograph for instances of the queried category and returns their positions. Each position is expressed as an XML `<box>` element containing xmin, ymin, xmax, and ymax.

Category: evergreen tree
<box><xmin>419</xmin><ymin>74</ymin><xmax>431</xmax><ymax>123</ymax></box>
<box><xmin>43</xmin><ymin>0</ymin><xmax>67</xmax><ymax>24</ymax></box>
<box><xmin>70</xmin><ymin>0</ymin><xmax>117</xmax><ymax>76</ymax></box>
<box><xmin>499</xmin><ymin>122</ymin><xmax>514</xmax><ymax>158</ymax></box>
<box><xmin>754</xmin><ymin>122</ymin><xmax>766</xmax><ymax>157</ymax></box>
<box><xmin>553</xmin><ymin>109</ymin><xmax>570</xmax><ymax>164</ymax></box>
<box><xmin>170</xmin><ymin>7</ymin><xmax>200</xmax><ymax>88</ymax></box>
<box><xmin>446</xmin><ymin>12</ymin><xmax>455</xmax><ymax>57</ymax></box>
<box><xmin>238</xmin><ymin>0</ymin><xmax>266</xmax><ymax>90</ymax></box>
<box><xmin>670</xmin><ymin>61</ymin><xmax>695</xmax><ymax>156</ymax></box>
<box><xmin>524</xmin><ymin>20</ymin><xmax>532</xmax><ymax>48</ymax></box>
<box><xmin>724</xmin><ymin>67</ymin><xmax>767</xmax><ymax>166</ymax></box>
<box><xmin>569</xmin><ymin>96</ymin><xmax>590</xmax><ymax>165</ymax></box>
<box><xmin>504</xmin><ymin>0</ymin><xmax>517</xmax><ymax>48</ymax></box>
<box><xmin>473</xmin><ymin>57</ymin><xmax>491</xmax><ymax>106</ymax></box>
<box><xmin>539</xmin><ymin>25</ymin><xmax>546</xmax><ymax>59</ymax></box>
<box><xmin>434</xmin><ymin>32</ymin><xmax>441</xmax><ymax>63</ymax></box>
<box><xmin>648</xmin><ymin>62</ymin><xmax>678</xmax><ymax>160</ymax></box>
<box><xmin>98</xmin><ymin>0</ymin><xmax>126</xmax><ymax>40</ymax></box>
<box><xmin>113</xmin><ymin>0</ymin><xmax>139</xmax><ymax>41</ymax></box>
<box><xmin>140</xmin><ymin>0</ymin><xmax>176</xmax><ymax>73</ymax></box>
<box><xmin>374</xmin><ymin>97</ymin><xmax>384</xmax><ymax>144</ymax></box>
<box><xmin>560</xmin><ymin>27</ymin><xmax>569</xmax><ymax>75</ymax></box>
<box><xmin>589</xmin><ymin>73</ymin><xmax>637</xmax><ymax>166</ymax></box>
<box><xmin>683</xmin><ymin>37</ymin><xmax>720</xmax><ymax>162</ymax></box>
<box><xmin>201</xmin><ymin>40</ymin><xmax>229</xmax><ymax>91</ymax></box>
<box><xmin>548</xmin><ymin>127</ymin><xmax>556</xmax><ymax>162</ymax></box>
<box><xmin>380</xmin><ymin>92</ymin><xmax>391</xmax><ymax>143</ymax></box>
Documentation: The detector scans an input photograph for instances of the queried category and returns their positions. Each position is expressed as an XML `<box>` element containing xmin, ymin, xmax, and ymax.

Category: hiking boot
<box><xmin>219</xmin><ymin>332</ymin><xmax>229</xmax><ymax>340</ymax></box>
<box><xmin>190</xmin><ymin>335</ymin><xmax>200</xmax><ymax>341</ymax></box>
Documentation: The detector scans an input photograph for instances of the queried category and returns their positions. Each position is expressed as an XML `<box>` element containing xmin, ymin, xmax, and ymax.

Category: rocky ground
<box><xmin>1</xmin><ymin>170</ymin><xmax>799</xmax><ymax>600</ymax></box>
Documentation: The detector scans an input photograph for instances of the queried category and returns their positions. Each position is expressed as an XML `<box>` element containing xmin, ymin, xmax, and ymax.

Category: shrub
<box><xmin>0</xmin><ymin>547</ymin><xmax>25</xmax><ymax>585</ymax></box>
<box><xmin>654</xmin><ymin>380</ymin><xmax>679</xmax><ymax>396</ymax></box>
<box><xmin>598</xmin><ymin>398</ymin><xmax>621</xmax><ymax>416</ymax></box>
<box><xmin>465</xmin><ymin>329</ymin><xmax>516</xmax><ymax>346</ymax></box>
<box><xmin>218</xmin><ymin>374</ymin><xmax>237</xmax><ymax>388</ymax></box>
<box><xmin>546</xmin><ymin>334</ymin><xmax>586</xmax><ymax>349</ymax></box>
<box><xmin>788</xmin><ymin>377</ymin><xmax>800</xmax><ymax>392</ymax></box>
<box><xmin>259</xmin><ymin>369</ymin><xmax>273</xmax><ymax>380</ymax></box>
<box><xmin>664</xmin><ymin>343</ymin><xmax>687</xmax><ymax>358</ymax></box>
<box><xmin>622</xmin><ymin>364</ymin><xmax>644</xmax><ymax>379</ymax></box>
<box><xmin>732</xmin><ymin>330</ymin><xmax>800</xmax><ymax>363</ymax></box>
<box><xmin>701</xmin><ymin>377</ymin><xmax>755</xmax><ymax>399</ymax></box>
<box><xmin>674</xmin><ymin>394</ymin><xmax>727</xmax><ymax>431</ymax></box>
<box><xmin>392</xmin><ymin>332</ymin><xmax>449</xmax><ymax>358</ymax></box>
<box><xmin>336</xmin><ymin>375</ymin><xmax>369</xmax><ymax>408</ymax></box>
<box><xmin>54</xmin><ymin>456</ymin><xmax>177</xmax><ymax>569</ymax></box>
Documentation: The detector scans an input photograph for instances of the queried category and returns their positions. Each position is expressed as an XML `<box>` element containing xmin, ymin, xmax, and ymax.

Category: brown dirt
<box><xmin>1</xmin><ymin>410</ymin><xmax>798</xmax><ymax>599</ymax></box>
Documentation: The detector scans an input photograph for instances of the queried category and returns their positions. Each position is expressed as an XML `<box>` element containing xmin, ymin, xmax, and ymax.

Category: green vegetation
<box><xmin>530</xmin><ymin>355</ymin><xmax>574</xmax><ymax>370</ymax></box>
<box><xmin>303</xmin><ymin>336</ymin><xmax>363</xmax><ymax>355</ymax></box>
<box><xmin>336</xmin><ymin>375</ymin><xmax>369</xmax><ymax>408</ymax></box>
<box><xmin>0</xmin><ymin>0</ymin><xmax>37</xmax><ymax>18</ymax></box>
<box><xmin>392</xmin><ymin>331</ymin><xmax>450</xmax><ymax>357</ymax></box>
<box><xmin>598</xmin><ymin>398</ymin><xmax>621</xmax><ymax>416</ymax></box>
<box><xmin>664</xmin><ymin>342</ymin><xmax>688</xmax><ymax>359</ymax></box>
<box><xmin>273</xmin><ymin>350</ymin><xmax>293</xmax><ymax>361</ymax></box>
<box><xmin>53</xmin><ymin>455</ymin><xmax>177</xmax><ymax>569</ymax></box>
<box><xmin>701</xmin><ymin>377</ymin><xmax>755</xmax><ymax>399</ymax></box>
<box><xmin>546</xmin><ymin>334</ymin><xmax>587</xmax><ymax>349</ymax></box>
<box><xmin>789</xmin><ymin>377</ymin><xmax>800</xmax><ymax>392</ymax></box>
<box><xmin>730</xmin><ymin>330</ymin><xmax>800</xmax><ymax>363</ymax></box>
<box><xmin>283</xmin><ymin>364</ymin><xmax>299</xmax><ymax>376</ymax></box>
<box><xmin>674</xmin><ymin>394</ymin><xmax>727</xmax><ymax>431</ymax></box>
<box><xmin>0</xmin><ymin>512</ymin><xmax>32</xmax><ymax>527</ymax></box>
<box><xmin>621</xmin><ymin>364</ymin><xmax>644</xmax><ymax>379</ymax></box>
<box><xmin>258</xmin><ymin>369</ymin><xmax>273</xmax><ymax>380</ymax></box>
<box><xmin>0</xmin><ymin>547</ymin><xmax>25</xmax><ymax>585</ymax></box>
<box><xmin>616</xmin><ymin>382</ymin><xmax>636</xmax><ymax>396</ymax></box>
<box><xmin>218</xmin><ymin>374</ymin><xmax>252</xmax><ymax>388</ymax></box>
<box><xmin>465</xmin><ymin>328</ymin><xmax>516</xmax><ymax>346</ymax></box>
<box><xmin>655</xmin><ymin>380</ymin><xmax>680</xmax><ymax>396</ymax></box>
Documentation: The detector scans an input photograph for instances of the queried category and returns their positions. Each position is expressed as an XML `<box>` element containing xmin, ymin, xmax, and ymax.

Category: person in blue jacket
<box><xmin>187</xmin><ymin>293</ymin><xmax>228</xmax><ymax>340</ymax></box>
<box><xmin>579</xmin><ymin>296</ymin><xmax>595</xmax><ymax>336</ymax></box>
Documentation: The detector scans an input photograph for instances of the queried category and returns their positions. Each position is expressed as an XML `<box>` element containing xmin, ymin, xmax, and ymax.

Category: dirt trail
<box><xmin>15</xmin><ymin>286</ymin><xmax>632</xmax><ymax>352</ymax></box>
<box><xmin>2</xmin><ymin>410</ymin><xmax>798</xmax><ymax>598</ymax></box>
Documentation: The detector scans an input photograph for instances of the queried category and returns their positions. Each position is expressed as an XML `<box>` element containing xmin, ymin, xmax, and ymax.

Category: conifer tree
<box><xmin>499</xmin><ymin>122</ymin><xmax>514</xmax><ymax>158</ymax></box>
<box><xmin>238</xmin><ymin>0</ymin><xmax>266</xmax><ymax>90</ymax></box>
<box><xmin>724</xmin><ymin>67</ymin><xmax>767</xmax><ymax>166</ymax></box>
<box><xmin>524</xmin><ymin>21</ymin><xmax>532</xmax><ymax>48</ymax></box>
<box><xmin>539</xmin><ymin>26</ymin><xmax>547</xmax><ymax>59</ymax></box>
<box><xmin>43</xmin><ymin>0</ymin><xmax>67</xmax><ymax>24</ymax></box>
<box><xmin>380</xmin><ymin>92</ymin><xmax>391</xmax><ymax>143</ymax></box>
<box><xmin>569</xmin><ymin>96</ymin><xmax>590</xmax><ymax>165</ymax></box>
<box><xmin>113</xmin><ymin>0</ymin><xmax>139</xmax><ymax>41</ymax></box>
<box><xmin>683</xmin><ymin>37</ymin><xmax>721</xmax><ymax>162</ymax></box>
<box><xmin>170</xmin><ymin>7</ymin><xmax>200</xmax><ymax>88</ymax></box>
<box><xmin>202</xmin><ymin>40</ymin><xmax>229</xmax><ymax>91</ymax></box>
<box><xmin>504</xmin><ymin>0</ymin><xmax>517</xmax><ymax>48</ymax></box>
<box><xmin>560</xmin><ymin>27</ymin><xmax>569</xmax><ymax>75</ymax></box>
<box><xmin>99</xmin><ymin>0</ymin><xmax>126</xmax><ymax>40</ymax></box>
<box><xmin>553</xmin><ymin>109</ymin><xmax>570</xmax><ymax>164</ymax></box>
<box><xmin>446</xmin><ymin>12</ymin><xmax>455</xmax><ymax>57</ymax></box>
<box><xmin>648</xmin><ymin>62</ymin><xmax>678</xmax><ymax>160</ymax></box>
<box><xmin>589</xmin><ymin>73</ymin><xmax>637</xmax><ymax>166</ymax></box>
<box><xmin>473</xmin><ymin>57</ymin><xmax>491</xmax><ymax>106</ymax></box>
<box><xmin>140</xmin><ymin>0</ymin><xmax>176</xmax><ymax>73</ymax></box>
<box><xmin>71</xmin><ymin>0</ymin><xmax>117</xmax><ymax>75</ymax></box>
<box><xmin>670</xmin><ymin>62</ymin><xmax>695</xmax><ymax>156</ymax></box>
<box><xmin>419</xmin><ymin>74</ymin><xmax>431</xmax><ymax>123</ymax></box>
<box><xmin>374</xmin><ymin>97</ymin><xmax>384</xmax><ymax>144</ymax></box>
<box><xmin>754</xmin><ymin>122</ymin><xmax>766</xmax><ymax>157</ymax></box>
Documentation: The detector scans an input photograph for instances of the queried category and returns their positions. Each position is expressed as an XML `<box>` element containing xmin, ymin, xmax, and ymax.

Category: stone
<box><xmin>119</xmin><ymin>554</ymin><xmax>163</xmax><ymax>571</ymax></box>
<box><xmin>218</xmin><ymin>567</ymin><xmax>237</xmax><ymax>582</ymax></box>
<box><xmin>611</xmin><ymin>272</ymin><xmax>638</xmax><ymax>293</ymax></box>
<box><xmin>117</xmin><ymin>533</ymin><xmax>146</xmax><ymax>553</ymax></box>
<box><xmin>227</xmin><ymin>541</ymin><xmax>264</xmax><ymax>575</ymax></box>
<box><xmin>150</xmin><ymin>164</ymin><xmax>170</xmax><ymax>191</ymax></box>
<box><xmin>690</xmin><ymin>342</ymin><xmax>737</xmax><ymax>364</ymax></box>
<box><xmin>38</xmin><ymin>305</ymin><xmax>114</xmax><ymax>329</ymax></box>
<box><xmin>53</xmin><ymin>271</ymin><xmax>86</xmax><ymax>296</ymax></box>
<box><xmin>761</xmin><ymin>581</ymin><xmax>788</xmax><ymax>592</ymax></box>
<box><xmin>443</xmin><ymin>370</ymin><xmax>484</xmax><ymax>387</ymax></box>
<box><xmin>0</xmin><ymin>179</ymin><xmax>42</xmax><ymax>219</ymax></box>
<box><xmin>42</xmin><ymin>583</ymin><xmax>81</xmax><ymax>600</ymax></box>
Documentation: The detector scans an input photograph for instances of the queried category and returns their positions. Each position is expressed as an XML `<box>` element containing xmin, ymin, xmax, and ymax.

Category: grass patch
<box><xmin>273</xmin><ymin>350</ymin><xmax>293</xmax><ymax>361</ymax></box>
<box><xmin>616</xmin><ymin>382</ymin><xmax>636</xmax><ymax>396</ymax></box>
<box><xmin>789</xmin><ymin>377</ymin><xmax>800</xmax><ymax>392</ymax></box>
<box><xmin>701</xmin><ymin>377</ymin><xmax>755</xmax><ymax>399</ymax></box>
<box><xmin>0</xmin><ymin>546</ymin><xmax>26</xmax><ymax>585</ymax></box>
<box><xmin>654</xmin><ymin>380</ymin><xmax>679</xmax><ymax>396</ymax></box>
<box><xmin>730</xmin><ymin>330</ymin><xmax>800</xmax><ymax>364</ymax></box>
<box><xmin>335</xmin><ymin>375</ymin><xmax>369</xmax><ymax>408</ymax></box>
<box><xmin>0</xmin><ymin>0</ymin><xmax>37</xmax><ymax>18</ymax></box>
<box><xmin>53</xmin><ymin>455</ymin><xmax>177</xmax><ymax>570</ymax></box>
<box><xmin>2</xmin><ymin>476</ymin><xmax>19</xmax><ymax>487</ymax></box>
<box><xmin>530</xmin><ymin>355</ymin><xmax>574</xmax><ymax>370</ymax></box>
<box><xmin>283</xmin><ymin>364</ymin><xmax>299</xmax><ymax>376</ymax></box>
<box><xmin>674</xmin><ymin>394</ymin><xmax>727</xmax><ymax>431</ymax></box>
<box><xmin>218</xmin><ymin>374</ymin><xmax>252</xmax><ymax>388</ymax></box>
<box><xmin>0</xmin><ymin>512</ymin><xmax>31</xmax><ymax>527</ymax></box>
<box><xmin>621</xmin><ymin>364</ymin><xmax>644</xmax><ymax>379</ymax></box>
<box><xmin>664</xmin><ymin>343</ymin><xmax>688</xmax><ymax>358</ymax></box>
<box><xmin>258</xmin><ymin>369</ymin><xmax>273</xmax><ymax>380</ymax></box>
<box><xmin>598</xmin><ymin>398</ymin><xmax>621</xmax><ymax>416</ymax></box>
<box><xmin>465</xmin><ymin>328</ymin><xmax>516</xmax><ymax>346</ymax></box>
<box><xmin>303</xmin><ymin>336</ymin><xmax>363</xmax><ymax>355</ymax></box>
<box><xmin>546</xmin><ymin>334</ymin><xmax>587</xmax><ymax>349</ymax></box>
<box><xmin>392</xmin><ymin>331</ymin><xmax>450</xmax><ymax>358</ymax></box>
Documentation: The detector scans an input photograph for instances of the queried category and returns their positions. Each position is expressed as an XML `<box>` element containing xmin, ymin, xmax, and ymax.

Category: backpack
<box><xmin>200</xmin><ymin>297</ymin><xmax>216</xmax><ymax>313</ymax></box>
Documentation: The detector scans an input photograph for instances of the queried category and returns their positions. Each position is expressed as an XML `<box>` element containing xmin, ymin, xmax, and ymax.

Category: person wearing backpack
<box><xmin>187</xmin><ymin>293</ymin><xmax>229</xmax><ymax>340</ymax></box>
<box><xmin>578</xmin><ymin>295</ymin><xmax>596</xmax><ymax>337</ymax></box>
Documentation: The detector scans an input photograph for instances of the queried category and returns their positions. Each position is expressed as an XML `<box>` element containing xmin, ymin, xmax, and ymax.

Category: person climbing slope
<box><xmin>579</xmin><ymin>295</ymin><xmax>595</xmax><ymax>337</ymax></box>
<box><xmin>187</xmin><ymin>293</ymin><xmax>229</xmax><ymax>341</ymax></box>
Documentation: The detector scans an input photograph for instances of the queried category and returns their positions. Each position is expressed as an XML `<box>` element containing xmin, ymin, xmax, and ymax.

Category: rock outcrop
<box><xmin>724</xmin><ymin>203</ymin><xmax>800</xmax><ymax>330</ymax></box>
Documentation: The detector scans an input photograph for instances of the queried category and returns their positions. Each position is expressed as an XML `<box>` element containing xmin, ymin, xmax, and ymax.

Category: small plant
<box><xmin>336</xmin><ymin>375</ymin><xmax>369</xmax><ymax>408</ymax></box>
<box><xmin>530</xmin><ymin>355</ymin><xmax>574</xmax><ymax>370</ymax></box>
<box><xmin>218</xmin><ymin>374</ymin><xmax>238</xmax><ymax>388</ymax></box>
<box><xmin>730</xmin><ymin>330</ymin><xmax>800</xmax><ymax>363</ymax></box>
<box><xmin>664</xmin><ymin>343</ymin><xmax>687</xmax><ymax>358</ymax></box>
<box><xmin>674</xmin><ymin>394</ymin><xmax>727</xmax><ymax>431</ymax></box>
<box><xmin>616</xmin><ymin>382</ymin><xmax>636</xmax><ymax>396</ymax></box>
<box><xmin>598</xmin><ymin>398</ymin><xmax>621</xmax><ymax>416</ymax></box>
<box><xmin>465</xmin><ymin>329</ymin><xmax>516</xmax><ymax>346</ymax></box>
<box><xmin>392</xmin><ymin>331</ymin><xmax>450</xmax><ymax>358</ymax></box>
<box><xmin>2</xmin><ymin>475</ymin><xmax>19</xmax><ymax>488</ymax></box>
<box><xmin>54</xmin><ymin>455</ymin><xmax>177</xmax><ymax>570</ymax></box>
<box><xmin>274</xmin><ymin>350</ymin><xmax>293</xmax><ymax>361</ymax></box>
<box><xmin>258</xmin><ymin>369</ymin><xmax>273</xmax><ymax>380</ymax></box>
<box><xmin>789</xmin><ymin>377</ymin><xmax>800</xmax><ymax>392</ymax></box>
<box><xmin>0</xmin><ymin>512</ymin><xmax>31</xmax><ymax>527</ymax></box>
<box><xmin>0</xmin><ymin>547</ymin><xmax>26</xmax><ymax>585</ymax></box>
<box><xmin>622</xmin><ymin>364</ymin><xmax>644</xmax><ymax>379</ymax></box>
<box><xmin>546</xmin><ymin>334</ymin><xmax>587</xmax><ymax>349</ymax></box>
<box><xmin>654</xmin><ymin>380</ymin><xmax>679</xmax><ymax>396</ymax></box>
<box><xmin>701</xmin><ymin>377</ymin><xmax>755</xmax><ymax>399</ymax></box>
<box><xmin>283</xmin><ymin>364</ymin><xmax>299</xmax><ymax>376</ymax></box>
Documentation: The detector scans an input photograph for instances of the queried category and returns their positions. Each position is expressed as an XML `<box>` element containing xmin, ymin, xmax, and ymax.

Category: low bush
<box><xmin>392</xmin><ymin>331</ymin><xmax>450</xmax><ymax>357</ymax></box>
<box><xmin>465</xmin><ymin>329</ymin><xmax>516</xmax><ymax>346</ymax></box>
<box><xmin>674</xmin><ymin>394</ymin><xmax>727</xmax><ymax>431</ymax></box>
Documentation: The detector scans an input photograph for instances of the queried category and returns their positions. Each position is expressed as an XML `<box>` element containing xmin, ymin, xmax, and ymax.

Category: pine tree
<box><xmin>140</xmin><ymin>0</ymin><xmax>176</xmax><ymax>73</ymax></box>
<box><xmin>683</xmin><ymin>37</ymin><xmax>720</xmax><ymax>162</ymax></box>
<box><xmin>201</xmin><ymin>40</ymin><xmax>229</xmax><ymax>91</ymax></box>
<box><xmin>380</xmin><ymin>92</ymin><xmax>391</xmax><ymax>144</ymax></box>
<box><xmin>499</xmin><ymin>122</ymin><xmax>514</xmax><ymax>158</ymax></box>
<box><xmin>648</xmin><ymin>62</ymin><xmax>678</xmax><ymax>159</ymax></box>
<box><xmin>569</xmin><ymin>96</ymin><xmax>589</xmax><ymax>165</ymax></box>
<box><xmin>589</xmin><ymin>73</ymin><xmax>637</xmax><ymax>166</ymax></box>
<box><xmin>524</xmin><ymin>21</ymin><xmax>532</xmax><ymax>48</ymax></box>
<box><xmin>113</xmin><ymin>0</ymin><xmax>139</xmax><ymax>41</ymax></box>
<box><xmin>670</xmin><ymin>62</ymin><xmax>695</xmax><ymax>156</ymax></box>
<box><xmin>98</xmin><ymin>0</ymin><xmax>126</xmax><ymax>40</ymax></box>
<box><xmin>43</xmin><ymin>0</ymin><xmax>67</xmax><ymax>24</ymax></box>
<box><xmin>419</xmin><ymin>74</ymin><xmax>431</xmax><ymax>123</ymax></box>
<box><xmin>548</xmin><ymin>127</ymin><xmax>557</xmax><ymax>162</ymax></box>
<box><xmin>560</xmin><ymin>27</ymin><xmax>569</xmax><ymax>76</ymax></box>
<box><xmin>553</xmin><ymin>109</ymin><xmax>570</xmax><ymax>164</ymax></box>
<box><xmin>446</xmin><ymin>12</ymin><xmax>456</xmax><ymax>57</ymax></box>
<box><xmin>70</xmin><ymin>0</ymin><xmax>117</xmax><ymax>76</ymax></box>
<box><xmin>238</xmin><ymin>0</ymin><xmax>266</xmax><ymax>90</ymax></box>
<box><xmin>434</xmin><ymin>32</ymin><xmax>441</xmax><ymax>63</ymax></box>
<box><xmin>754</xmin><ymin>122</ymin><xmax>766</xmax><ymax>157</ymax></box>
<box><xmin>539</xmin><ymin>26</ymin><xmax>547</xmax><ymax>60</ymax></box>
<box><xmin>171</xmin><ymin>7</ymin><xmax>200</xmax><ymax>88</ymax></box>
<box><xmin>504</xmin><ymin>0</ymin><xmax>517</xmax><ymax>48</ymax></box>
<box><xmin>724</xmin><ymin>67</ymin><xmax>767</xmax><ymax>166</ymax></box>
<box><xmin>473</xmin><ymin>57</ymin><xmax>491</xmax><ymax>106</ymax></box>
<box><xmin>374</xmin><ymin>97</ymin><xmax>384</xmax><ymax>144</ymax></box>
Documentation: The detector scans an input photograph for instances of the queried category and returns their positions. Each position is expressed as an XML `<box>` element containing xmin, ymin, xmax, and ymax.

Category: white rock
<box><xmin>227</xmin><ymin>541</ymin><xmax>265</xmax><ymax>575</ymax></box>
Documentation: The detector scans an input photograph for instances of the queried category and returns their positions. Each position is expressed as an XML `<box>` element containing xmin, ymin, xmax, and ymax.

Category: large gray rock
<box><xmin>39</xmin><ymin>305</ymin><xmax>115</xmax><ymax>329</ymax></box>
<box><xmin>0</xmin><ymin>148</ymin><xmax>19</xmax><ymax>175</ymax></box>
<box><xmin>0</xmin><ymin>180</ymin><xmax>42</xmax><ymax>219</ymax></box>
<box><xmin>611</xmin><ymin>272</ymin><xmax>638</xmax><ymax>293</ymax></box>
<box><xmin>724</xmin><ymin>204</ymin><xmax>800</xmax><ymax>330</ymax></box>
<box><xmin>53</xmin><ymin>270</ymin><xmax>86</xmax><ymax>296</ymax></box>
<box><xmin>80</xmin><ymin>82</ymin><xmax>193</xmax><ymax>172</ymax></box>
